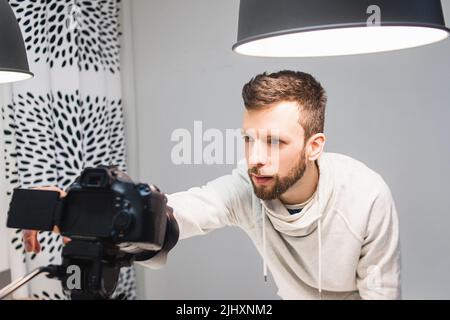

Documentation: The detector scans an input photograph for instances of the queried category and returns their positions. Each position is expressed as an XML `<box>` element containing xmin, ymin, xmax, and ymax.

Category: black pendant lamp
<box><xmin>233</xmin><ymin>0</ymin><xmax>450</xmax><ymax>57</ymax></box>
<box><xmin>0</xmin><ymin>0</ymin><xmax>33</xmax><ymax>83</ymax></box>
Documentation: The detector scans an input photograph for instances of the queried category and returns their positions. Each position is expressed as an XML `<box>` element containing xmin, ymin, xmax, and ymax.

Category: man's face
<box><xmin>242</xmin><ymin>101</ymin><xmax>308</xmax><ymax>200</ymax></box>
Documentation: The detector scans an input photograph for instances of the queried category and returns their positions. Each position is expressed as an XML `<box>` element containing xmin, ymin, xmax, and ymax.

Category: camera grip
<box><xmin>134</xmin><ymin>205</ymin><xmax>179</xmax><ymax>262</ymax></box>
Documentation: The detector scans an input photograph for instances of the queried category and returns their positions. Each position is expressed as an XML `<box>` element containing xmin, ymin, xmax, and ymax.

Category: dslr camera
<box><xmin>4</xmin><ymin>165</ymin><xmax>179</xmax><ymax>299</ymax></box>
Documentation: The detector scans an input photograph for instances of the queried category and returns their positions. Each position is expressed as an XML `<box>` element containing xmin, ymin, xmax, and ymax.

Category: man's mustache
<box><xmin>248</xmin><ymin>167</ymin><xmax>275</xmax><ymax>176</ymax></box>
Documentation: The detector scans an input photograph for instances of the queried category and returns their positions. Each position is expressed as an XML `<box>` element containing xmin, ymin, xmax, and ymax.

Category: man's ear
<box><xmin>306</xmin><ymin>133</ymin><xmax>326</xmax><ymax>161</ymax></box>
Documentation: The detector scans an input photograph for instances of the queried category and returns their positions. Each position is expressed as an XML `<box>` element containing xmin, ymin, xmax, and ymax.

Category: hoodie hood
<box><xmin>258</xmin><ymin>153</ymin><xmax>336</xmax><ymax>298</ymax></box>
<box><xmin>260</xmin><ymin>153</ymin><xmax>336</xmax><ymax>237</ymax></box>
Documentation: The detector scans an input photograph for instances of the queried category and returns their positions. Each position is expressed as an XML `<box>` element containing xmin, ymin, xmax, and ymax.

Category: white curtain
<box><xmin>0</xmin><ymin>85</ymin><xmax>10</xmax><ymax>274</ymax></box>
<box><xmin>0</xmin><ymin>0</ymin><xmax>136</xmax><ymax>299</ymax></box>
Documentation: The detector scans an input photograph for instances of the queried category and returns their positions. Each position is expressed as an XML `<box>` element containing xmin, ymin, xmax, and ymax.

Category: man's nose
<box><xmin>248</xmin><ymin>141</ymin><xmax>268</xmax><ymax>167</ymax></box>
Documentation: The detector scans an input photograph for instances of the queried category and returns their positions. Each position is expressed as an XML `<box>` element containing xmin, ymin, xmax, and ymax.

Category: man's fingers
<box><xmin>31</xmin><ymin>186</ymin><xmax>67</xmax><ymax>198</ymax></box>
<box><xmin>22</xmin><ymin>187</ymin><xmax>65</xmax><ymax>254</ymax></box>
<box><xmin>31</xmin><ymin>233</ymin><xmax>41</xmax><ymax>253</ymax></box>
<box><xmin>23</xmin><ymin>230</ymin><xmax>40</xmax><ymax>253</ymax></box>
<box><xmin>23</xmin><ymin>230</ymin><xmax>34</xmax><ymax>252</ymax></box>
<box><xmin>53</xmin><ymin>226</ymin><xmax>71</xmax><ymax>244</ymax></box>
<box><xmin>23</xmin><ymin>229</ymin><xmax>71</xmax><ymax>253</ymax></box>
<box><xmin>24</xmin><ymin>235</ymin><xmax>32</xmax><ymax>252</ymax></box>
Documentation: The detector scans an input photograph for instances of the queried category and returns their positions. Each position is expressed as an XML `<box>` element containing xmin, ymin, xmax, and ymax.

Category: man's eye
<box><xmin>267</xmin><ymin>137</ymin><xmax>280</xmax><ymax>145</ymax></box>
<box><xmin>243</xmin><ymin>136</ymin><xmax>254</xmax><ymax>143</ymax></box>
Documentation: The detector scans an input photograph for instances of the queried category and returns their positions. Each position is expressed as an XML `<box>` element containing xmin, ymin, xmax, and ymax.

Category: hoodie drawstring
<box><xmin>262</xmin><ymin>206</ymin><xmax>268</xmax><ymax>282</ymax></box>
<box><xmin>318</xmin><ymin>218</ymin><xmax>322</xmax><ymax>299</ymax></box>
<box><xmin>261</xmin><ymin>201</ymin><xmax>323</xmax><ymax>299</ymax></box>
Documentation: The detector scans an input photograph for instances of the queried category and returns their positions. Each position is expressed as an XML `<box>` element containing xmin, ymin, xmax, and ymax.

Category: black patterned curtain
<box><xmin>1</xmin><ymin>0</ymin><xmax>136</xmax><ymax>299</ymax></box>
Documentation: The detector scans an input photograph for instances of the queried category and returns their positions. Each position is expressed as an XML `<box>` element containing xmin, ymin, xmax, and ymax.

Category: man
<box><xmin>24</xmin><ymin>70</ymin><xmax>401</xmax><ymax>299</ymax></box>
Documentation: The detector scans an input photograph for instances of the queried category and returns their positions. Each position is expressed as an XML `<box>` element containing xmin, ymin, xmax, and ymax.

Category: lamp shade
<box><xmin>233</xmin><ymin>0</ymin><xmax>450</xmax><ymax>57</ymax></box>
<box><xmin>0</xmin><ymin>0</ymin><xmax>33</xmax><ymax>83</ymax></box>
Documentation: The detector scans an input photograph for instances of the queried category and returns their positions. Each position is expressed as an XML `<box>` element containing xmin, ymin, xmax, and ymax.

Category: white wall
<box><xmin>120</xmin><ymin>0</ymin><xmax>140</xmax><ymax>180</ymax></box>
<box><xmin>122</xmin><ymin>0</ymin><xmax>450</xmax><ymax>299</ymax></box>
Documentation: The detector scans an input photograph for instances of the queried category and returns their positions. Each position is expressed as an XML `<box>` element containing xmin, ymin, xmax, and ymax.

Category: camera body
<box><xmin>61</xmin><ymin>166</ymin><xmax>167</xmax><ymax>251</ymax></box>
<box><xmin>7</xmin><ymin>165</ymin><xmax>168</xmax><ymax>251</ymax></box>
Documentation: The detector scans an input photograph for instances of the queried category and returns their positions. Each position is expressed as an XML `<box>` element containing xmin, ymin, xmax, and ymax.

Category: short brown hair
<box><xmin>242</xmin><ymin>70</ymin><xmax>327</xmax><ymax>141</ymax></box>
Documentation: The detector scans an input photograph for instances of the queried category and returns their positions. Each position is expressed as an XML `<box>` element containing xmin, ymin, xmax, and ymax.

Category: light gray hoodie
<box><xmin>140</xmin><ymin>152</ymin><xmax>401</xmax><ymax>299</ymax></box>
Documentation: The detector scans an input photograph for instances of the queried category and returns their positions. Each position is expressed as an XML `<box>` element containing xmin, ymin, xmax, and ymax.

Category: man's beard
<box><xmin>248</xmin><ymin>150</ymin><xmax>307</xmax><ymax>200</ymax></box>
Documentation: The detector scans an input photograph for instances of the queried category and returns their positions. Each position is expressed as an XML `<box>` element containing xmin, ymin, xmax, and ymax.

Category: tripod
<box><xmin>0</xmin><ymin>265</ymin><xmax>60</xmax><ymax>300</ymax></box>
<box><xmin>0</xmin><ymin>239</ymin><xmax>134</xmax><ymax>300</ymax></box>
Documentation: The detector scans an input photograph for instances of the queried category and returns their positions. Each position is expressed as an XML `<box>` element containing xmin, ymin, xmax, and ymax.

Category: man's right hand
<box><xmin>22</xmin><ymin>186</ymin><xmax>70</xmax><ymax>253</ymax></box>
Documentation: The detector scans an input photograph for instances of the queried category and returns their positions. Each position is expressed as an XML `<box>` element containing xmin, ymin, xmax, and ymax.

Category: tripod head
<box><xmin>56</xmin><ymin>239</ymin><xmax>134</xmax><ymax>299</ymax></box>
<box><xmin>0</xmin><ymin>239</ymin><xmax>135</xmax><ymax>300</ymax></box>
